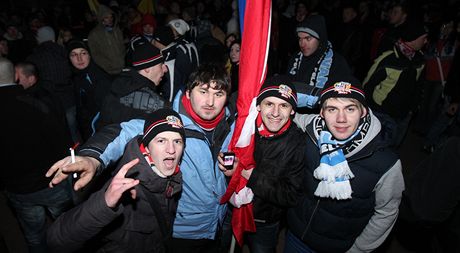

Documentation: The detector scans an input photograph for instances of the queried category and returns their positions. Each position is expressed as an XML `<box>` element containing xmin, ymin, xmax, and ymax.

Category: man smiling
<box><xmin>224</xmin><ymin>75</ymin><xmax>307</xmax><ymax>252</ymax></box>
<box><xmin>285</xmin><ymin>77</ymin><xmax>405</xmax><ymax>253</ymax></box>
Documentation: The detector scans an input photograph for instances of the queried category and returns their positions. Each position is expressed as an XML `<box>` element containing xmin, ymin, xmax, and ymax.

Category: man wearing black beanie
<box><xmin>286</xmin><ymin>14</ymin><xmax>352</xmax><ymax>112</ymax></box>
<box><xmin>286</xmin><ymin>77</ymin><xmax>404</xmax><ymax>253</ymax></box>
<box><xmin>48</xmin><ymin>108</ymin><xmax>185</xmax><ymax>252</ymax></box>
<box><xmin>67</xmin><ymin>38</ymin><xmax>112</xmax><ymax>141</ymax></box>
<box><xmin>217</xmin><ymin>75</ymin><xmax>308</xmax><ymax>252</ymax></box>
<box><xmin>363</xmin><ymin>19</ymin><xmax>427</xmax><ymax>148</ymax></box>
<box><xmin>97</xmin><ymin>41</ymin><xmax>170</xmax><ymax>128</ymax></box>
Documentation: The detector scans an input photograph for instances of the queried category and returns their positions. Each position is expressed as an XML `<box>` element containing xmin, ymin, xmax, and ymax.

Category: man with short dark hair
<box><xmin>47</xmin><ymin>64</ymin><xmax>236</xmax><ymax>253</ymax></box>
<box><xmin>287</xmin><ymin>14</ymin><xmax>352</xmax><ymax>111</ymax></box>
<box><xmin>1</xmin><ymin>56</ymin><xmax>73</xmax><ymax>253</ymax></box>
<box><xmin>285</xmin><ymin>77</ymin><xmax>404</xmax><ymax>253</ymax></box>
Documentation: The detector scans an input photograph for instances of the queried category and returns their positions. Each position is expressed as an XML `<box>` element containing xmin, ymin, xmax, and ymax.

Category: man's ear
<box><xmin>290</xmin><ymin>109</ymin><xmax>295</xmax><ymax>115</ymax></box>
<box><xmin>185</xmin><ymin>89</ymin><xmax>191</xmax><ymax>99</ymax></box>
<box><xmin>256</xmin><ymin>105</ymin><xmax>261</xmax><ymax>112</ymax></box>
<box><xmin>361</xmin><ymin>107</ymin><xmax>368</xmax><ymax>118</ymax></box>
<box><xmin>319</xmin><ymin>109</ymin><xmax>324</xmax><ymax>118</ymax></box>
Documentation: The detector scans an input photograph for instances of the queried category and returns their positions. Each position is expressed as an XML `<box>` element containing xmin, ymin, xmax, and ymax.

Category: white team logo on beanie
<box><xmin>333</xmin><ymin>82</ymin><xmax>352</xmax><ymax>94</ymax></box>
<box><xmin>166</xmin><ymin>116</ymin><xmax>183</xmax><ymax>129</ymax></box>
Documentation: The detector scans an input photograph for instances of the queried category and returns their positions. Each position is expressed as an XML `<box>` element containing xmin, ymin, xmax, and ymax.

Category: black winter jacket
<box><xmin>98</xmin><ymin>69</ymin><xmax>169</xmax><ymax>128</ymax></box>
<box><xmin>72</xmin><ymin>61</ymin><xmax>112</xmax><ymax>140</ymax></box>
<box><xmin>247</xmin><ymin>122</ymin><xmax>307</xmax><ymax>223</ymax></box>
<box><xmin>288</xmin><ymin>113</ymin><xmax>403</xmax><ymax>253</ymax></box>
<box><xmin>47</xmin><ymin>137</ymin><xmax>182</xmax><ymax>253</ymax></box>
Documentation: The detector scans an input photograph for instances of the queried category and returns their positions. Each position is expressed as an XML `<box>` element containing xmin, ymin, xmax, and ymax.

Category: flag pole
<box><xmin>229</xmin><ymin>234</ymin><xmax>236</xmax><ymax>253</ymax></box>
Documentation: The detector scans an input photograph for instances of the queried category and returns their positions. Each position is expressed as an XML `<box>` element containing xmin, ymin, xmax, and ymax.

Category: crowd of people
<box><xmin>1</xmin><ymin>0</ymin><xmax>460</xmax><ymax>252</ymax></box>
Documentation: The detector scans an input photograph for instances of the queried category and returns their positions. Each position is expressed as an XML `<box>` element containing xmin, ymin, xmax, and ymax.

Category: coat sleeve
<box><xmin>293</xmin><ymin>113</ymin><xmax>317</xmax><ymax>132</ymax></box>
<box><xmin>47</xmin><ymin>189</ymin><xmax>123</xmax><ymax>253</ymax></box>
<box><xmin>346</xmin><ymin>159</ymin><xmax>405</xmax><ymax>253</ymax></box>
<box><xmin>78</xmin><ymin>119</ymin><xmax>144</xmax><ymax>172</ymax></box>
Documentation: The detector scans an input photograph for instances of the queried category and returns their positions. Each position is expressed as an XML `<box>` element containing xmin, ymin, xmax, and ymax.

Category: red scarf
<box><xmin>256</xmin><ymin>113</ymin><xmax>292</xmax><ymax>137</ymax></box>
<box><xmin>181</xmin><ymin>95</ymin><xmax>225</xmax><ymax>131</ymax></box>
<box><xmin>396</xmin><ymin>39</ymin><xmax>416</xmax><ymax>60</ymax></box>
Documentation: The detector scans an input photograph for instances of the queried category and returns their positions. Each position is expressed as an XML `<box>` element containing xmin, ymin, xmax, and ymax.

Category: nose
<box><xmin>299</xmin><ymin>39</ymin><xmax>306</xmax><ymax>48</ymax></box>
<box><xmin>271</xmin><ymin>105</ymin><xmax>280</xmax><ymax>117</ymax></box>
<box><xmin>337</xmin><ymin>110</ymin><xmax>346</xmax><ymax>123</ymax></box>
<box><xmin>76</xmin><ymin>54</ymin><xmax>82</xmax><ymax>61</ymax></box>
<box><xmin>206</xmin><ymin>94</ymin><xmax>214</xmax><ymax>106</ymax></box>
<box><xmin>166</xmin><ymin>141</ymin><xmax>176</xmax><ymax>154</ymax></box>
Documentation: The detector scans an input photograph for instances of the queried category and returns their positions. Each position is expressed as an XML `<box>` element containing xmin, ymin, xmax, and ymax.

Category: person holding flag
<box><xmin>218</xmin><ymin>75</ymin><xmax>307</xmax><ymax>252</ymax></box>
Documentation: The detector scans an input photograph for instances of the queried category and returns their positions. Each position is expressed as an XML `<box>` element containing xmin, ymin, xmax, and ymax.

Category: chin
<box><xmin>159</xmin><ymin>168</ymin><xmax>175</xmax><ymax>176</ymax></box>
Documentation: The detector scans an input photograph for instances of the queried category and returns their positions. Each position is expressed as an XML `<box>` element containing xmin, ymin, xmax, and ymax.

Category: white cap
<box><xmin>36</xmin><ymin>26</ymin><xmax>55</xmax><ymax>44</ymax></box>
<box><xmin>168</xmin><ymin>19</ymin><xmax>190</xmax><ymax>36</ymax></box>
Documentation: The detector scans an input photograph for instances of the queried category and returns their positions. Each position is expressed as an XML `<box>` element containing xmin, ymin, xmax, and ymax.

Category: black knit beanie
<box><xmin>296</xmin><ymin>14</ymin><xmax>327</xmax><ymax>40</ymax></box>
<box><xmin>142</xmin><ymin>108</ymin><xmax>185</xmax><ymax>146</ymax></box>
<box><xmin>67</xmin><ymin>39</ymin><xmax>89</xmax><ymax>55</ymax></box>
<box><xmin>153</xmin><ymin>26</ymin><xmax>175</xmax><ymax>46</ymax></box>
<box><xmin>132</xmin><ymin>42</ymin><xmax>163</xmax><ymax>70</ymax></box>
<box><xmin>320</xmin><ymin>76</ymin><xmax>366</xmax><ymax>107</ymax></box>
<box><xmin>257</xmin><ymin>75</ymin><xmax>298</xmax><ymax>110</ymax></box>
<box><xmin>401</xmin><ymin>20</ymin><xmax>428</xmax><ymax>42</ymax></box>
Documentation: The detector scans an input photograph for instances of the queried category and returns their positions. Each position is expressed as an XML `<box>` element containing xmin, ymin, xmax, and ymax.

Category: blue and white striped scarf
<box><xmin>313</xmin><ymin>118</ymin><xmax>367</xmax><ymax>200</ymax></box>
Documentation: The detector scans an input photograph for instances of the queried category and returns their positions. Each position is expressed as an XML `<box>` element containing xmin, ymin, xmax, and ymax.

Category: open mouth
<box><xmin>163</xmin><ymin>157</ymin><xmax>175</xmax><ymax>168</ymax></box>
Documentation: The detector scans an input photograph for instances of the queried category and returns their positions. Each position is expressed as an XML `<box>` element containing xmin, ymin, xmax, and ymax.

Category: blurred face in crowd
<box><xmin>186</xmin><ymin>81</ymin><xmax>227</xmax><ymax>121</ymax></box>
<box><xmin>320</xmin><ymin>98</ymin><xmax>367</xmax><ymax>140</ymax></box>
<box><xmin>298</xmin><ymin>32</ymin><xmax>319</xmax><ymax>57</ymax></box>
<box><xmin>29</xmin><ymin>18</ymin><xmax>43</xmax><ymax>32</ymax></box>
<box><xmin>440</xmin><ymin>21</ymin><xmax>454</xmax><ymax>39</ymax></box>
<box><xmin>0</xmin><ymin>40</ymin><xmax>8</xmax><ymax>56</ymax></box>
<box><xmin>225</xmin><ymin>34</ymin><xmax>236</xmax><ymax>48</ymax></box>
<box><xmin>229</xmin><ymin>43</ymin><xmax>240</xmax><ymax>64</ymax></box>
<box><xmin>143</xmin><ymin>24</ymin><xmax>154</xmax><ymax>35</ymax></box>
<box><xmin>143</xmin><ymin>63</ymin><xmax>168</xmax><ymax>85</ymax></box>
<box><xmin>102</xmin><ymin>13</ymin><xmax>114</xmax><ymax>27</ymax></box>
<box><xmin>295</xmin><ymin>3</ymin><xmax>308</xmax><ymax>22</ymax></box>
<box><xmin>15</xmin><ymin>66</ymin><xmax>36</xmax><ymax>89</ymax></box>
<box><xmin>389</xmin><ymin>6</ymin><xmax>407</xmax><ymax>26</ymax></box>
<box><xmin>257</xmin><ymin>96</ymin><xmax>294</xmax><ymax>132</ymax></box>
<box><xmin>62</xmin><ymin>30</ymin><xmax>73</xmax><ymax>43</ymax></box>
<box><xmin>6</xmin><ymin>26</ymin><xmax>20</xmax><ymax>39</ymax></box>
<box><xmin>342</xmin><ymin>7</ymin><xmax>357</xmax><ymax>23</ymax></box>
<box><xmin>69</xmin><ymin>48</ymin><xmax>91</xmax><ymax>70</ymax></box>
<box><xmin>407</xmin><ymin>34</ymin><xmax>428</xmax><ymax>51</ymax></box>
<box><xmin>146</xmin><ymin>131</ymin><xmax>184</xmax><ymax>176</ymax></box>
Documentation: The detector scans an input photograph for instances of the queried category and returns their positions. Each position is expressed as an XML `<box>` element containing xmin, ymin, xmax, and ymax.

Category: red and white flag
<box><xmin>220</xmin><ymin>0</ymin><xmax>272</xmax><ymax>246</ymax></box>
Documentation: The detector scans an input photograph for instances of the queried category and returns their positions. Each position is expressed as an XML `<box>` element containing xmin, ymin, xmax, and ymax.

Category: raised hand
<box><xmin>46</xmin><ymin>156</ymin><xmax>101</xmax><ymax>191</ymax></box>
<box><xmin>104</xmin><ymin>158</ymin><xmax>140</xmax><ymax>208</ymax></box>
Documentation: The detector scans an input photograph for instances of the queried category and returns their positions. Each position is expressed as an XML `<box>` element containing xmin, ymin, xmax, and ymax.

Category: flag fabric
<box><xmin>137</xmin><ymin>0</ymin><xmax>155</xmax><ymax>15</ymax></box>
<box><xmin>87</xmin><ymin>0</ymin><xmax>99</xmax><ymax>14</ymax></box>
<box><xmin>220</xmin><ymin>0</ymin><xmax>272</xmax><ymax>246</ymax></box>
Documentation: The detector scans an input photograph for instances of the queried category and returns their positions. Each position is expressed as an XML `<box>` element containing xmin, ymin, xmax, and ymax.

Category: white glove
<box><xmin>229</xmin><ymin>186</ymin><xmax>254</xmax><ymax>208</ymax></box>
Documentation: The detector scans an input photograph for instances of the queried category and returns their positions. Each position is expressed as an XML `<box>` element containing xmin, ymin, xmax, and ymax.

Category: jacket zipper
<box><xmin>301</xmin><ymin>198</ymin><xmax>320</xmax><ymax>239</ymax></box>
